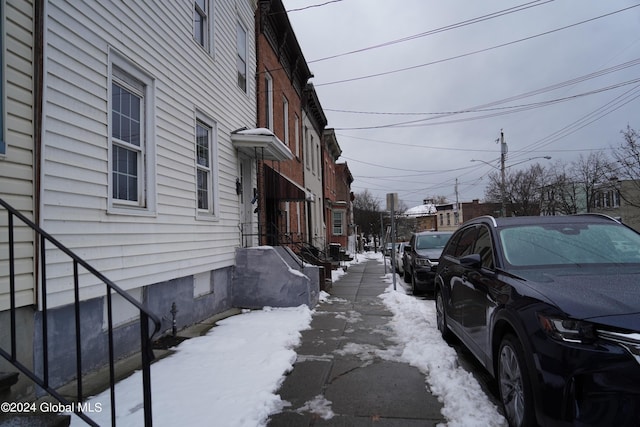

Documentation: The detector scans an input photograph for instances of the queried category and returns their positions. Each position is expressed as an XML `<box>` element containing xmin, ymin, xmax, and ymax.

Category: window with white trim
<box><xmin>109</xmin><ymin>52</ymin><xmax>155</xmax><ymax>214</ymax></box>
<box><xmin>283</xmin><ymin>97</ymin><xmax>289</xmax><ymax>147</ymax></box>
<box><xmin>194</xmin><ymin>0</ymin><xmax>212</xmax><ymax>51</ymax></box>
<box><xmin>294</xmin><ymin>114</ymin><xmax>300</xmax><ymax>158</ymax></box>
<box><xmin>195</xmin><ymin>115</ymin><xmax>218</xmax><ymax>216</ymax></box>
<box><xmin>332</xmin><ymin>210</ymin><xmax>344</xmax><ymax>235</ymax></box>
<box><xmin>111</xmin><ymin>72</ymin><xmax>144</xmax><ymax>207</ymax></box>
<box><xmin>236</xmin><ymin>21</ymin><xmax>247</xmax><ymax>91</ymax></box>
<box><xmin>265</xmin><ymin>72</ymin><xmax>273</xmax><ymax>130</ymax></box>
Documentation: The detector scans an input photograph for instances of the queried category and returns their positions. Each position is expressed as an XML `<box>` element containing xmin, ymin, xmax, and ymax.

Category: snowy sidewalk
<box><xmin>70</xmin><ymin>252</ymin><xmax>505</xmax><ymax>426</ymax></box>
<box><xmin>268</xmin><ymin>254</ymin><xmax>446</xmax><ymax>426</ymax></box>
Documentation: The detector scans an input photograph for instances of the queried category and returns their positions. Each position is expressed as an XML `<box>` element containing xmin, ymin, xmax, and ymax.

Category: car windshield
<box><xmin>500</xmin><ymin>223</ymin><xmax>640</xmax><ymax>267</ymax></box>
<box><xmin>416</xmin><ymin>233</ymin><xmax>453</xmax><ymax>250</ymax></box>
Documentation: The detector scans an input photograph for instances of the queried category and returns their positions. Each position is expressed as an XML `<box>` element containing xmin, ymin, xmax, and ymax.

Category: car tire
<box><xmin>403</xmin><ymin>269</ymin><xmax>411</xmax><ymax>284</ymax></box>
<box><xmin>411</xmin><ymin>273</ymin><xmax>419</xmax><ymax>295</ymax></box>
<box><xmin>435</xmin><ymin>288</ymin><xmax>451</xmax><ymax>340</ymax></box>
<box><xmin>498</xmin><ymin>334</ymin><xmax>535</xmax><ymax>427</ymax></box>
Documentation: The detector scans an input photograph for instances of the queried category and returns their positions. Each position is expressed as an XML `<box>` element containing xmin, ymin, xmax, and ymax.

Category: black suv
<box><xmin>402</xmin><ymin>231</ymin><xmax>453</xmax><ymax>294</ymax></box>
<box><xmin>435</xmin><ymin>214</ymin><xmax>640</xmax><ymax>426</ymax></box>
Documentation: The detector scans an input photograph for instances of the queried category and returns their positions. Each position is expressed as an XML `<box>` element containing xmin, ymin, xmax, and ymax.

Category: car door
<box><xmin>458</xmin><ymin>225</ymin><xmax>497</xmax><ymax>364</ymax></box>
<box><xmin>442</xmin><ymin>226</ymin><xmax>478</xmax><ymax>334</ymax></box>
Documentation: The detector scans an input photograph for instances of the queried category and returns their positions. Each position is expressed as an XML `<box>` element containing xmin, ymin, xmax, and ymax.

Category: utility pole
<box><xmin>500</xmin><ymin>129</ymin><xmax>507</xmax><ymax>217</ymax></box>
<box><xmin>454</xmin><ymin>178</ymin><xmax>460</xmax><ymax>225</ymax></box>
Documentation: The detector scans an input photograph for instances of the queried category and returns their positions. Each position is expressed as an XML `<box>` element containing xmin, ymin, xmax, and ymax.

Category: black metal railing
<box><xmin>0</xmin><ymin>198</ymin><xmax>161</xmax><ymax>426</ymax></box>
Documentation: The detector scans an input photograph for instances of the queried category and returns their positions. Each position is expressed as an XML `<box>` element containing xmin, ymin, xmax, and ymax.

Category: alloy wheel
<box><xmin>499</xmin><ymin>342</ymin><xmax>525</xmax><ymax>427</ymax></box>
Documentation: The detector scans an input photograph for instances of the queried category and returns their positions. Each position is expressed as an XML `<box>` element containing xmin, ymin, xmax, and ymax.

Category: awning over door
<box><xmin>231</xmin><ymin>128</ymin><xmax>293</xmax><ymax>161</ymax></box>
<box><xmin>264</xmin><ymin>165</ymin><xmax>312</xmax><ymax>201</ymax></box>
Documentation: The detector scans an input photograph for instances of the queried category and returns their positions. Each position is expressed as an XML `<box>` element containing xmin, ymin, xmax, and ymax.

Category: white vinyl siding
<box><xmin>0</xmin><ymin>0</ymin><xmax>36</xmax><ymax>310</ymax></box>
<box><xmin>39</xmin><ymin>0</ymin><xmax>257</xmax><ymax>307</ymax></box>
<box><xmin>0</xmin><ymin>2</ymin><xmax>4</xmax><ymax>156</ymax></box>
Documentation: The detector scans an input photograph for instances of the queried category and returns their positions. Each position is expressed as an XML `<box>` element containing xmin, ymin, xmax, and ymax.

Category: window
<box><xmin>453</xmin><ymin>227</ymin><xmax>478</xmax><ymax>257</ymax></box>
<box><xmin>474</xmin><ymin>226</ymin><xmax>494</xmax><ymax>269</ymax></box>
<box><xmin>310</xmin><ymin>135</ymin><xmax>315</xmax><ymax>174</ymax></box>
<box><xmin>194</xmin><ymin>0</ymin><xmax>210</xmax><ymax>50</ymax></box>
<box><xmin>304</xmin><ymin>126</ymin><xmax>309</xmax><ymax>168</ymax></box>
<box><xmin>264</xmin><ymin>72</ymin><xmax>273</xmax><ymax>130</ymax></box>
<box><xmin>236</xmin><ymin>22</ymin><xmax>247</xmax><ymax>91</ymax></box>
<box><xmin>110</xmin><ymin>58</ymin><xmax>155</xmax><ymax>213</ymax></box>
<box><xmin>283</xmin><ymin>97</ymin><xmax>289</xmax><ymax>147</ymax></box>
<box><xmin>294</xmin><ymin>115</ymin><xmax>300</xmax><ymax>158</ymax></box>
<box><xmin>195</xmin><ymin>117</ymin><xmax>217</xmax><ymax>216</ymax></box>
<box><xmin>112</xmin><ymin>80</ymin><xmax>142</xmax><ymax>203</ymax></box>
<box><xmin>332</xmin><ymin>210</ymin><xmax>343</xmax><ymax>235</ymax></box>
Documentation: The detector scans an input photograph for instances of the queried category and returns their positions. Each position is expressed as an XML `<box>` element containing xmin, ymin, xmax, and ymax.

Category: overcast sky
<box><xmin>281</xmin><ymin>0</ymin><xmax>640</xmax><ymax>208</ymax></box>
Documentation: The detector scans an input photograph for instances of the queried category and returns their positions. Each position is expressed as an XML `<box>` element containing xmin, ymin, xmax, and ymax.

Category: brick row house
<box><xmin>0</xmin><ymin>0</ymin><xmax>352</xmax><ymax>421</ymax></box>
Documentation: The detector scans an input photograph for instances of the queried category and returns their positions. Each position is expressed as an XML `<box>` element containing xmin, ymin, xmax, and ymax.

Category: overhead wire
<box><xmin>314</xmin><ymin>4</ymin><xmax>640</xmax><ymax>87</ymax></box>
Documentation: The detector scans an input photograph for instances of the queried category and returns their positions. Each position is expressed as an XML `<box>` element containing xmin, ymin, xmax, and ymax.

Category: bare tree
<box><xmin>484</xmin><ymin>163</ymin><xmax>547</xmax><ymax>215</ymax></box>
<box><xmin>542</xmin><ymin>160</ymin><xmax>580</xmax><ymax>215</ymax></box>
<box><xmin>353</xmin><ymin>189</ymin><xmax>382</xmax><ymax>239</ymax></box>
<box><xmin>610</xmin><ymin>126</ymin><xmax>640</xmax><ymax>208</ymax></box>
<box><xmin>570</xmin><ymin>151</ymin><xmax>611</xmax><ymax>212</ymax></box>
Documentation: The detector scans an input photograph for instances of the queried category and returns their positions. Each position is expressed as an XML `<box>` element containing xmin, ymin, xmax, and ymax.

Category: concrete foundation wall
<box><xmin>1</xmin><ymin>266</ymin><xmax>233</xmax><ymax>394</ymax></box>
<box><xmin>233</xmin><ymin>247</ymin><xmax>319</xmax><ymax>309</ymax></box>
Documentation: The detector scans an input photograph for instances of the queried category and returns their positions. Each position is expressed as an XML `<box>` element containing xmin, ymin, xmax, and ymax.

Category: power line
<box><xmin>315</xmin><ymin>4</ymin><xmax>640</xmax><ymax>87</ymax></box>
<box><xmin>307</xmin><ymin>0</ymin><xmax>553</xmax><ymax>63</ymax></box>
<box><xmin>286</xmin><ymin>0</ymin><xmax>344</xmax><ymax>13</ymax></box>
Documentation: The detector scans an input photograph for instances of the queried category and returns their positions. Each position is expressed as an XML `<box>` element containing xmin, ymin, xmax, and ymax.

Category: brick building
<box><xmin>255</xmin><ymin>0</ymin><xmax>313</xmax><ymax>245</ymax></box>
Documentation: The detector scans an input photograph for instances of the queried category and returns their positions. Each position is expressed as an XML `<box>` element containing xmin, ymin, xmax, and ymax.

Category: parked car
<box><xmin>435</xmin><ymin>214</ymin><xmax>640</xmax><ymax>427</ymax></box>
<box><xmin>403</xmin><ymin>231</ymin><xmax>453</xmax><ymax>294</ymax></box>
<box><xmin>395</xmin><ymin>242</ymin><xmax>408</xmax><ymax>275</ymax></box>
<box><xmin>384</xmin><ymin>242</ymin><xmax>393</xmax><ymax>256</ymax></box>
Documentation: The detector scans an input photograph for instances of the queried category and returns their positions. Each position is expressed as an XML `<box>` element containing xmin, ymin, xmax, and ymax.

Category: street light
<box><xmin>471</xmin><ymin>155</ymin><xmax>551</xmax><ymax>217</ymax></box>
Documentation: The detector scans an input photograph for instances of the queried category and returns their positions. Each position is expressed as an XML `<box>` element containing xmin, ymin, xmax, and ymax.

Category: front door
<box><xmin>239</xmin><ymin>156</ymin><xmax>256</xmax><ymax>247</ymax></box>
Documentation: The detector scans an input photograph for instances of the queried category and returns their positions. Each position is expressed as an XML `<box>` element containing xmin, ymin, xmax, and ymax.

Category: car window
<box><xmin>500</xmin><ymin>223</ymin><xmax>640</xmax><ymax>267</ymax></box>
<box><xmin>474</xmin><ymin>226</ymin><xmax>495</xmax><ymax>270</ymax></box>
<box><xmin>442</xmin><ymin>232</ymin><xmax>461</xmax><ymax>257</ymax></box>
<box><xmin>454</xmin><ymin>227</ymin><xmax>478</xmax><ymax>257</ymax></box>
<box><xmin>416</xmin><ymin>233</ymin><xmax>453</xmax><ymax>250</ymax></box>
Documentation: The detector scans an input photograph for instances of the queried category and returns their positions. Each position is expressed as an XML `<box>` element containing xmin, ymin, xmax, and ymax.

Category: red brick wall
<box><xmin>256</xmin><ymin>27</ymin><xmax>307</xmax><ymax>243</ymax></box>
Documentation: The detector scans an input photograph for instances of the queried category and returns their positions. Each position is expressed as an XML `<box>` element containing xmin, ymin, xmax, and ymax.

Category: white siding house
<box><xmin>1</xmin><ymin>0</ymin><xmax>261</xmax><ymax>393</ymax></box>
<box><xmin>302</xmin><ymin>84</ymin><xmax>327</xmax><ymax>251</ymax></box>
<box><xmin>0</xmin><ymin>0</ymin><xmax>36</xmax><ymax>311</ymax></box>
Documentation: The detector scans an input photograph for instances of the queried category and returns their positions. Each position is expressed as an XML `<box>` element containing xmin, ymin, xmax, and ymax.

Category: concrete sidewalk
<box><xmin>268</xmin><ymin>256</ymin><xmax>446</xmax><ymax>426</ymax></box>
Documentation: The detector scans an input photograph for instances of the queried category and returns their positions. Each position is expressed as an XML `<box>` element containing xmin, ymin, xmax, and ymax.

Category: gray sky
<box><xmin>281</xmin><ymin>0</ymin><xmax>640</xmax><ymax>208</ymax></box>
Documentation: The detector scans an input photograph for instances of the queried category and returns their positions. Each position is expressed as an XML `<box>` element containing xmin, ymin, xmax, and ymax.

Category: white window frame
<box><xmin>294</xmin><ymin>114</ymin><xmax>300</xmax><ymax>158</ymax></box>
<box><xmin>332</xmin><ymin>210</ymin><xmax>344</xmax><ymax>235</ymax></box>
<box><xmin>283</xmin><ymin>96</ymin><xmax>289</xmax><ymax>147</ymax></box>
<box><xmin>195</xmin><ymin>112</ymin><xmax>219</xmax><ymax>219</ymax></box>
<box><xmin>108</xmin><ymin>51</ymin><xmax>156</xmax><ymax>216</ymax></box>
<box><xmin>304</xmin><ymin>126</ymin><xmax>309</xmax><ymax>169</ymax></box>
<box><xmin>265</xmin><ymin>72</ymin><xmax>273</xmax><ymax>130</ymax></box>
<box><xmin>236</xmin><ymin>21</ymin><xmax>247</xmax><ymax>91</ymax></box>
<box><xmin>194</xmin><ymin>0</ymin><xmax>213</xmax><ymax>52</ymax></box>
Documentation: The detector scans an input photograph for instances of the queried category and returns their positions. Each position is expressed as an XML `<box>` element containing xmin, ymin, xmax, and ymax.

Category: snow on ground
<box><xmin>70</xmin><ymin>251</ymin><xmax>505</xmax><ymax>427</ymax></box>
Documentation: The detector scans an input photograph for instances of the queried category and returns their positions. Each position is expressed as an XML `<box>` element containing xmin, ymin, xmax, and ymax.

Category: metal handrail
<box><xmin>0</xmin><ymin>198</ymin><xmax>161</xmax><ymax>426</ymax></box>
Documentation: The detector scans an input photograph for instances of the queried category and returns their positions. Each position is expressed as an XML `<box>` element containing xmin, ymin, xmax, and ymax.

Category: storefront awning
<box><xmin>264</xmin><ymin>165</ymin><xmax>313</xmax><ymax>202</ymax></box>
<box><xmin>231</xmin><ymin>128</ymin><xmax>293</xmax><ymax>161</ymax></box>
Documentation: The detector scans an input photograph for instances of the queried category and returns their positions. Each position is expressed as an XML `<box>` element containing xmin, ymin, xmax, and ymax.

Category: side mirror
<box><xmin>459</xmin><ymin>253</ymin><xmax>482</xmax><ymax>268</ymax></box>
